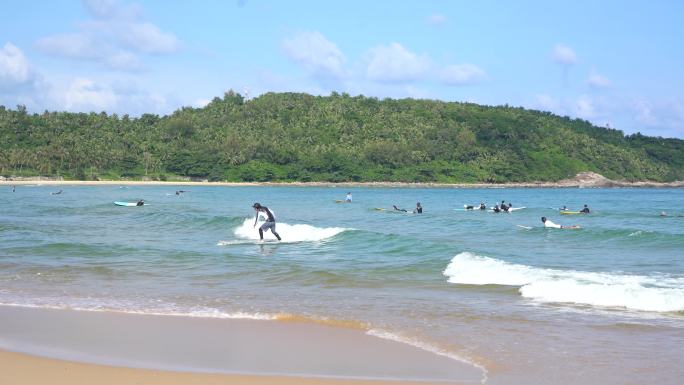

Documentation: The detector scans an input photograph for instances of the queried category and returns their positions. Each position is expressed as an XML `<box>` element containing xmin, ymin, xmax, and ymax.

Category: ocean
<box><xmin>1</xmin><ymin>184</ymin><xmax>683</xmax><ymax>384</ymax></box>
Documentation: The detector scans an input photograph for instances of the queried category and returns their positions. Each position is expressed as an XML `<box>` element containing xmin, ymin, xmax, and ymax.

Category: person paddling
<box><xmin>541</xmin><ymin>216</ymin><xmax>579</xmax><ymax>229</ymax></box>
<box><xmin>253</xmin><ymin>203</ymin><xmax>281</xmax><ymax>241</ymax></box>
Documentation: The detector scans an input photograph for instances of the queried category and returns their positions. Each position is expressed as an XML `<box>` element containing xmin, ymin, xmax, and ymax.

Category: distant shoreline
<box><xmin>1</xmin><ymin>173</ymin><xmax>683</xmax><ymax>189</ymax></box>
<box><xmin>2</xmin><ymin>180</ymin><xmax>683</xmax><ymax>188</ymax></box>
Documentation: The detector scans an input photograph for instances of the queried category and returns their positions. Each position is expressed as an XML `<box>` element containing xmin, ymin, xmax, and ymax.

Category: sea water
<box><xmin>1</xmin><ymin>185</ymin><xmax>683</xmax><ymax>385</ymax></box>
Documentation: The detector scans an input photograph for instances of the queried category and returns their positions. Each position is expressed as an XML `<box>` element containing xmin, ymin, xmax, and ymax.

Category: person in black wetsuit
<box><xmin>500</xmin><ymin>200</ymin><xmax>509</xmax><ymax>212</ymax></box>
<box><xmin>414</xmin><ymin>202</ymin><xmax>422</xmax><ymax>213</ymax></box>
<box><xmin>493</xmin><ymin>205</ymin><xmax>501</xmax><ymax>213</ymax></box>
<box><xmin>479</xmin><ymin>202</ymin><xmax>486</xmax><ymax>210</ymax></box>
<box><xmin>392</xmin><ymin>205</ymin><xmax>408</xmax><ymax>212</ymax></box>
<box><xmin>136</xmin><ymin>199</ymin><xmax>144</xmax><ymax>206</ymax></box>
<box><xmin>580</xmin><ymin>204</ymin><xmax>590</xmax><ymax>214</ymax></box>
<box><xmin>253</xmin><ymin>202</ymin><xmax>281</xmax><ymax>241</ymax></box>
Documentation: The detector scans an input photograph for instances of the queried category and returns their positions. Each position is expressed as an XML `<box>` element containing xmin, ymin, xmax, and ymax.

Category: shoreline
<box><xmin>2</xmin><ymin>177</ymin><xmax>683</xmax><ymax>188</ymax></box>
<box><xmin>0</xmin><ymin>305</ymin><xmax>483</xmax><ymax>384</ymax></box>
<box><xmin>0</xmin><ymin>349</ymin><xmax>465</xmax><ymax>385</ymax></box>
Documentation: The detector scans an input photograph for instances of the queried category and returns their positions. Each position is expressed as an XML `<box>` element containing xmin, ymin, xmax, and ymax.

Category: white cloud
<box><xmin>0</xmin><ymin>43</ymin><xmax>48</xmax><ymax>110</ymax></box>
<box><xmin>193</xmin><ymin>98</ymin><xmax>211</xmax><ymax>108</ymax></box>
<box><xmin>64</xmin><ymin>78</ymin><xmax>118</xmax><ymax>111</ymax></box>
<box><xmin>552</xmin><ymin>44</ymin><xmax>578</xmax><ymax>65</ymax></box>
<box><xmin>427</xmin><ymin>13</ymin><xmax>447</xmax><ymax>26</ymax></box>
<box><xmin>534</xmin><ymin>94</ymin><xmax>563</xmax><ymax>113</ymax></box>
<box><xmin>573</xmin><ymin>95</ymin><xmax>597</xmax><ymax>119</ymax></box>
<box><xmin>588</xmin><ymin>71</ymin><xmax>611</xmax><ymax>88</ymax></box>
<box><xmin>83</xmin><ymin>0</ymin><xmax>142</xmax><ymax>21</ymax></box>
<box><xmin>117</xmin><ymin>22</ymin><xmax>180</xmax><ymax>54</ymax></box>
<box><xmin>439</xmin><ymin>63</ymin><xmax>486</xmax><ymax>85</ymax></box>
<box><xmin>0</xmin><ymin>42</ymin><xmax>31</xmax><ymax>88</ymax></box>
<box><xmin>282</xmin><ymin>31</ymin><xmax>347</xmax><ymax>78</ymax></box>
<box><xmin>35</xmin><ymin>0</ymin><xmax>179</xmax><ymax>71</ymax></box>
<box><xmin>365</xmin><ymin>43</ymin><xmax>430</xmax><ymax>83</ymax></box>
<box><xmin>36</xmin><ymin>33</ymin><xmax>100</xmax><ymax>60</ymax></box>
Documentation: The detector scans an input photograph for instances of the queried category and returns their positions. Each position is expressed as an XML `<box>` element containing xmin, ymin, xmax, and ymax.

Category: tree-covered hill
<box><xmin>1</xmin><ymin>92</ymin><xmax>683</xmax><ymax>183</ymax></box>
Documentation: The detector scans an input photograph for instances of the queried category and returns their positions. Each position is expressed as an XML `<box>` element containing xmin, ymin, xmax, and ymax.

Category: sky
<box><xmin>1</xmin><ymin>0</ymin><xmax>683</xmax><ymax>138</ymax></box>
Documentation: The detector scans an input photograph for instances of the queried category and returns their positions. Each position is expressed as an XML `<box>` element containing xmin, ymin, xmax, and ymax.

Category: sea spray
<box><xmin>230</xmin><ymin>218</ymin><xmax>347</xmax><ymax>243</ymax></box>
<box><xmin>443</xmin><ymin>252</ymin><xmax>684</xmax><ymax>312</ymax></box>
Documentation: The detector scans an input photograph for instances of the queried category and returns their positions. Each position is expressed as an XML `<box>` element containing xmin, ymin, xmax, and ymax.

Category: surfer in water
<box><xmin>136</xmin><ymin>200</ymin><xmax>145</xmax><ymax>206</ymax></box>
<box><xmin>345</xmin><ymin>192</ymin><xmax>352</xmax><ymax>202</ymax></box>
<box><xmin>414</xmin><ymin>202</ymin><xmax>422</xmax><ymax>213</ymax></box>
<box><xmin>580</xmin><ymin>204</ymin><xmax>590</xmax><ymax>214</ymax></box>
<box><xmin>541</xmin><ymin>217</ymin><xmax>579</xmax><ymax>229</ymax></box>
<box><xmin>51</xmin><ymin>189</ymin><xmax>63</xmax><ymax>195</ymax></box>
<box><xmin>500</xmin><ymin>200</ymin><xmax>509</xmax><ymax>212</ymax></box>
<box><xmin>392</xmin><ymin>205</ymin><xmax>408</xmax><ymax>212</ymax></box>
<box><xmin>253</xmin><ymin>203</ymin><xmax>281</xmax><ymax>241</ymax></box>
<box><xmin>479</xmin><ymin>202</ymin><xmax>486</xmax><ymax>210</ymax></box>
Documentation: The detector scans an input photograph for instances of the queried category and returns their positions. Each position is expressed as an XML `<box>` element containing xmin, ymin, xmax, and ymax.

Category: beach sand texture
<box><xmin>0</xmin><ymin>350</ymin><xmax>467</xmax><ymax>385</ymax></box>
<box><xmin>0</xmin><ymin>306</ymin><xmax>482</xmax><ymax>384</ymax></box>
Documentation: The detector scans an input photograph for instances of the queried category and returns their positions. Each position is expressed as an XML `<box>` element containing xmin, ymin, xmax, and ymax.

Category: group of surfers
<box><xmin>465</xmin><ymin>200</ymin><xmax>514</xmax><ymax>212</ymax></box>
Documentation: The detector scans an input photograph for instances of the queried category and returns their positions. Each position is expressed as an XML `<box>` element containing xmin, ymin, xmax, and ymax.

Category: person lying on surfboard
<box><xmin>253</xmin><ymin>202</ymin><xmax>281</xmax><ymax>241</ymax></box>
<box><xmin>541</xmin><ymin>217</ymin><xmax>579</xmax><ymax>229</ymax></box>
<box><xmin>393</xmin><ymin>205</ymin><xmax>408</xmax><ymax>212</ymax></box>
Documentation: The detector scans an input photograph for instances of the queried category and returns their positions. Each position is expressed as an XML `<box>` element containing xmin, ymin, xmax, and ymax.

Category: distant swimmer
<box><xmin>541</xmin><ymin>216</ymin><xmax>579</xmax><ymax>229</ymax></box>
<box><xmin>414</xmin><ymin>202</ymin><xmax>422</xmax><ymax>214</ymax></box>
<box><xmin>560</xmin><ymin>205</ymin><xmax>568</xmax><ymax>211</ymax></box>
<box><xmin>465</xmin><ymin>204</ymin><xmax>474</xmax><ymax>210</ymax></box>
<box><xmin>253</xmin><ymin>202</ymin><xmax>281</xmax><ymax>241</ymax></box>
<box><xmin>345</xmin><ymin>192</ymin><xmax>352</xmax><ymax>203</ymax></box>
<box><xmin>500</xmin><ymin>200</ymin><xmax>509</xmax><ymax>212</ymax></box>
<box><xmin>136</xmin><ymin>199</ymin><xmax>145</xmax><ymax>206</ymax></box>
<box><xmin>12</xmin><ymin>185</ymin><xmax>15</xmax><ymax>192</ymax></box>
<box><xmin>493</xmin><ymin>205</ymin><xmax>501</xmax><ymax>213</ymax></box>
<box><xmin>660</xmin><ymin>211</ymin><xmax>668</xmax><ymax>217</ymax></box>
<box><xmin>580</xmin><ymin>204</ymin><xmax>590</xmax><ymax>214</ymax></box>
<box><xmin>392</xmin><ymin>205</ymin><xmax>408</xmax><ymax>212</ymax></box>
<box><xmin>175</xmin><ymin>190</ymin><xmax>188</xmax><ymax>195</ymax></box>
<box><xmin>50</xmin><ymin>190</ymin><xmax>63</xmax><ymax>195</ymax></box>
<box><xmin>479</xmin><ymin>202</ymin><xmax>486</xmax><ymax>210</ymax></box>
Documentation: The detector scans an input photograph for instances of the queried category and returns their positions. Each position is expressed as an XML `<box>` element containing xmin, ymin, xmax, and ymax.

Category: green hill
<box><xmin>1</xmin><ymin>91</ymin><xmax>683</xmax><ymax>183</ymax></box>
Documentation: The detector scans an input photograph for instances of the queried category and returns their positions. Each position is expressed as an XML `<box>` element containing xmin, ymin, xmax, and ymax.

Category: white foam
<box><xmin>0</xmin><ymin>302</ymin><xmax>279</xmax><ymax>320</ymax></box>
<box><xmin>230</xmin><ymin>218</ymin><xmax>347</xmax><ymax>243</ymax></box>
<box><xmin>367</xmin><ymin>329</ymin><xmax>488</xmax><ymax>384</ymax></box>
<box><xmin>443</xmin><ymin>252</ymin><xmax>684</xmax><ymax>312</ymax></box>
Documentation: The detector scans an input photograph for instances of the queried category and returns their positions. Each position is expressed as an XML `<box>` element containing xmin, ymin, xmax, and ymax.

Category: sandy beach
<box><xmin>0</xmin><ymin>306</ymin><xmax>482</xmax><ymax>385</ymax></box>
<box><xmin>0</xmin><ymin>349</ymin><xmax>466</xmax><ymax>385</ymax></box>
<box><xmin>1</xmin><ymin>171</ymin><xmax>683</xmax><ymax>188</ymax></box>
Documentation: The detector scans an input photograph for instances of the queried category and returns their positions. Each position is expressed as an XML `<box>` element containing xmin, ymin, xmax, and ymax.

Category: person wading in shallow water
<box><xmin>252</xmin><ymin>203</ymin><xmax>281</xmax><ymax>241</ymax></box>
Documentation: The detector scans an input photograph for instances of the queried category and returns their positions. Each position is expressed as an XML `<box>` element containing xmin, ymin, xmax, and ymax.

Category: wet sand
<box><xmin>0</xmin><ymin>349</ymin><xmax>470</xmax><ymax>385</ymax></box>
<box><xmin>0</xmin><ymin>306</ymin><xmax>482</xmax><ymax>384</ymax></box>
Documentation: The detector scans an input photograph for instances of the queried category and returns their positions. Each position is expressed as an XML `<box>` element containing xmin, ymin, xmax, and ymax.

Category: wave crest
<box><xmin>443</xmin><ymin>252</ymin><xmax>684</xmax><ymax>312</ymax></box>
<box><xmin>230</xmin><ymin>218</ymin><xmax>347</xmax><ymax>243</ymax></box>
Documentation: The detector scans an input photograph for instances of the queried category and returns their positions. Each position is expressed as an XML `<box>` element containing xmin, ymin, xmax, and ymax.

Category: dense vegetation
<box><xmin>1</xmin><ymin>91</ymin><xmax>683</xmax><ymax>183</ymax></box>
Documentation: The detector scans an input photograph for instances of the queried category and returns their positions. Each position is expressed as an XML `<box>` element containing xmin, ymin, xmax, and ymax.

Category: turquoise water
<box><xmin>1</xmin><ymin>185</ymin><xmax>683</xmax><ymax>384</ymax></box>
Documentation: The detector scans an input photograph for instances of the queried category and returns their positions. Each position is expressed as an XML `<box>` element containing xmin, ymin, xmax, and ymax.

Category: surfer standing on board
<box><xmin>253</xmin><ymin>203</ymin><xmax>281</xmax><ymax>241</ymax></box>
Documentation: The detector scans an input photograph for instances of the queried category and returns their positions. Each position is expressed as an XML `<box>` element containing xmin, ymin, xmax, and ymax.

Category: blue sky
<box><xmin>1</xmin><ymin>0</ymin><xmax>683</xmax><ymax>138</ymax></box>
